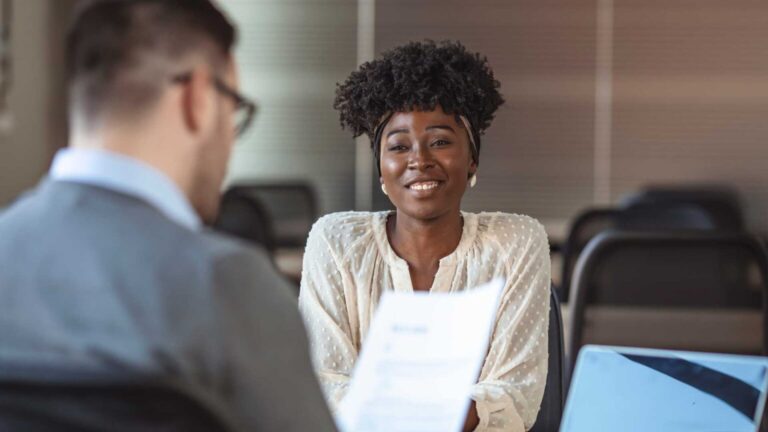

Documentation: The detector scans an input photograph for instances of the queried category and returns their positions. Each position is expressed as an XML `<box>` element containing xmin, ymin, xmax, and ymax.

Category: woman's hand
<box><xmin>463</xmin><ymin>401</ymin><xmax>480</xmax><ymax>432</ymax></box>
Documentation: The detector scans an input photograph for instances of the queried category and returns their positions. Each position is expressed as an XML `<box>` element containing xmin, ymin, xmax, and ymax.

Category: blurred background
<box><xmin>3</xmin><ymin>0</ymin><xmax>768</xmax><ymax>235</ymax></box>
<box><xmin>2</xmin><ymin>0</ymin><xmax>768</xmax><ymax>364</ymax></box>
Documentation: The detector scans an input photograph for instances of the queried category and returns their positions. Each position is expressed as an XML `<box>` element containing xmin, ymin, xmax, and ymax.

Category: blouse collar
<box><xmin>372</xmin><ymin>211</ymin><xmax>479</xmax><ymax>271</ymax></box>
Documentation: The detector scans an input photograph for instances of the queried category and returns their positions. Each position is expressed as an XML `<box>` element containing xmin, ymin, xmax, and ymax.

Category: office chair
<box><xmin>615</xmin><ymin>202</ymin><xmax>719</xmax><ymax>232</ymax></box>
<box><xmin>530</xmin><ymin>284</ymin><xmax>566</xmax><ymax>432</ymax></box>
<box><xmin>620</xmin><ymin>185</ymin><xmax>745</xmax><ymax>231</ymax></box>
<box><xmin>225</xmin><ymin>183</ymin><xmax>317</xmax><ymax>248</ymax></box>
<box><xmin>214</xmin><ymin>188</ymin><xmax>276</xmax><ymax>253</ymax></box>
<box><xmin>559</xmin><ymin>199</ymin><xmax>740</xmax><ymax>302</ymax></box>
<box><xmin>559</xmin><ymin>208</ymin><xmax>621</xmax><ymax>302</ymax></box>
<box><xmin>566</xmin><ymin>231</ymin><xmax>768</xmax><ymax>375</ymax></box>
<box><xmin>0</xmin><ymin>364</ymin><xmax>238</xmax><ymax>432</ymax></box>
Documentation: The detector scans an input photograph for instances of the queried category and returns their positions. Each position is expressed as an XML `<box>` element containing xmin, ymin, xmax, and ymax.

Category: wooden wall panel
<box><xmin>373</xmin><ymin>0</ymin><xmax>598</xmax><ymax>222</ymax></box>
<box><xmin>611</xmin><ymin>0</ymin><xmax>768</xmax><ymax>230</ymax></box>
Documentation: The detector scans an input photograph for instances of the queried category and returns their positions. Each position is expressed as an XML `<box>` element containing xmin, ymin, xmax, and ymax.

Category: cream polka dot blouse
<box><xmin>298</xmin><ymin>211</ymin><xmax>550</xmax><ymax>431</ymax></box>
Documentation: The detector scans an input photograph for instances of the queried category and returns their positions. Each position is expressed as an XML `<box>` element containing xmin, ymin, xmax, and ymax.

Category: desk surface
<box><xmin>274</xmin><ymin>248</ymin><xmax>304</xmax><ymax>280</ymax></box>
<box><xmin>561</xmin><ymin>305</ymin><xmax>763</xmax><ymax>356</ymax></box>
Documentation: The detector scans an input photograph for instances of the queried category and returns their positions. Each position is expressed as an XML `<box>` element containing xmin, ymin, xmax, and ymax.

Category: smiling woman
<box><xmin>380</xmin><ymin>108</ymin><xmax>475</xmax><ymax>223</ymax></box>
<box><xmin>298</xmin><ymin>40</ymin><xmax>551</xmax><ymax>432</ymax></box>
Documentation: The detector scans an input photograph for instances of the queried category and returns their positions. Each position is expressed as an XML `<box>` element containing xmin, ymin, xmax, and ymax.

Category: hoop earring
<box><xmin>381</xmin><ymin>184</ymin><xmax>388</xmax><ymax>196</ymax></box>
<box><xmin>469</xmin><ymin>174</ymin><xmax>477</xmax><ymax>188</ymax></box>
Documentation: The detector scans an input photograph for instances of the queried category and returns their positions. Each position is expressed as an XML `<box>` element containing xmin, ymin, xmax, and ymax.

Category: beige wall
<box><xmin>220</xmin><ymin>0</ymin><xmax>358</xmax><ymax>215</ymax></box>
<box><xmin>3</xmin><ymin>1</ymin><xmax>768</xmax><ymax>232</ymax></box>
<box><xmin>372</xmin><ymin>0</ymin><xmax>768</xmax><ymax>233</ymax></box>
<box><xmin>0</xmin><ymin>0</ymin><xmax>73</xmax><ymax>206</ymax></box>
<box><xmin>609</xmin><ymin>0</ymin><xmax>768</xmax><ymax>230</ymax></box>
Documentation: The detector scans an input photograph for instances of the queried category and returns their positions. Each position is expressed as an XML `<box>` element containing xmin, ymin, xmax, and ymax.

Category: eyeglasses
<box><xmin>172</xmin><ymin>73</ymin><xmax>258</xmax><ymax>137</ymax></box>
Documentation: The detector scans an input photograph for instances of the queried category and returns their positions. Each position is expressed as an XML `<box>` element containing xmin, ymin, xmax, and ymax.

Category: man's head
<box><xmin>67</xmin><ymin>0</ymin><xmax>248</xmax><ymax>223</ymax></box>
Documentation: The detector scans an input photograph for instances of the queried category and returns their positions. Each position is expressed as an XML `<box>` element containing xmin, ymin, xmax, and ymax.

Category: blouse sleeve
<box><xmin>471</xmin><ymin>217</ymin><xmax>551</xmax><ymax>431</ymax></box>
<box><xmin>298</xmin><ymin>216</ymin><xmax>358</xmax><ymax>412</ymax></box>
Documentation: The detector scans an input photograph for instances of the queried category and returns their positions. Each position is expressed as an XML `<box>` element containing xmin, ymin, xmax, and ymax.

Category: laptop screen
<box><xmin>561</xmin><ymin>346</ymin><xmax>768</xmax><ymax>432</ymax></box>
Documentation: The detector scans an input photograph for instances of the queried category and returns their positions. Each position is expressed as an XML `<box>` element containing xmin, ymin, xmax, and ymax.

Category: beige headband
<box><xmin>458</xmin><ymin>115</ymin><xmax>478</xmax><ymax>159</ymax></box>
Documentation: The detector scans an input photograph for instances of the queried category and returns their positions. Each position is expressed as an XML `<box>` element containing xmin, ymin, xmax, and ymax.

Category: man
<box><xmin>0</xmin><ymin>1</ymin><xmax>336</xmax><ymax>430</ymax></box>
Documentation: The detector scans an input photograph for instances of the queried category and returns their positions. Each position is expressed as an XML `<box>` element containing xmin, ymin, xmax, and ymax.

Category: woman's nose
<box><xmin>407</xmin><ymin>143</ymin><xmax>435</xmax><ymax>170</ymax></box>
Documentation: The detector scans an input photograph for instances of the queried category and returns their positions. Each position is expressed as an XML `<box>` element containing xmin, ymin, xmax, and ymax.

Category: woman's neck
<box><xmin>387</xmin><ymin>209</ymin><xmax>464</xmax><ymax>270</ymax></box>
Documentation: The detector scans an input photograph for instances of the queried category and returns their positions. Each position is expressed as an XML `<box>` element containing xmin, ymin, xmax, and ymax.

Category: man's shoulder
<box><xmin>0</xmin><ymin>182</ymin><xmax>49</xmax><ymax>225</ymax></box>
<box><xmin>196</xmin><ymin>229</ymin><xmax>273</xmax><ymax>270</ymax></box>
<box><xmin>0</xmin><ymin>180</ymin><xmax>283</xmax><ymax>282</ymax></box>
<box><xmin>0</xmin><ymin>181</ymin><xmax>266</xmax><ymax>275</ymax></box>
<box><xmin>137</xmin><ymin>218</ymin><xmax>280</xmax><ymax>290</ymax></box>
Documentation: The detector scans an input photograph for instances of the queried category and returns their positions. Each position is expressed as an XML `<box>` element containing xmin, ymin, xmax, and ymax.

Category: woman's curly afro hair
<box><xmin>333</xmin><ymin>40</ymin><xmax>504</xmax><ymax>162</ymax></box>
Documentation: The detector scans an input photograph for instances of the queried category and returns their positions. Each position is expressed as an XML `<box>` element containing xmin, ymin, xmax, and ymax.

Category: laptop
<box><xmin>561</xmin><ymin>345</ymin><xmax>768</xmax><ymax>432</ymax></box>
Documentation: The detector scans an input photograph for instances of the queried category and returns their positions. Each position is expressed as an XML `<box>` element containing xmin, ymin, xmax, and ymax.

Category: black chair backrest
<box><xmin>616</xmin><ymin>202</ymin><xmax>719</xmax><ymax>231</ymax></box>
<box><xmin>567</xmin><ymin>231</ymin><xmax>768</xmax><ymax>373</ymax></box>
<box><xmin>0</xmin><ymin>366</ymin><xmax>237</xmax><ymax>432</ymax></box>
<box><xmin>620</xmin><ymin>185</ymin><xmax>745</xmax><ymax>231</ymax></box>
<box><xmin>530</xmin><ymin>284</ymin><xmax>565</xmax><ymax>432</ymax></box>
<box><xmin>226</xmin><ymin>183</ymin><xmax>317</xmax><ymax>248</ymax></box>
<box><xmin>215</xmin><ymin>188</ymin><xmax>276</xmax><ymax>252</ymax></box>
<box><xmin>560</xmin><ymin>192</ymin><xmax>745</xmax><ymax>302</ymax></box>
<box><xmin>559</xmin><ymin>208</ymin><xmax>620</xmax><ymax>302</ymax></box>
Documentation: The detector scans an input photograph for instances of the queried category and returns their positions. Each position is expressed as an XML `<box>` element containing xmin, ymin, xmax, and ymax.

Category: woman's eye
<box><xmin>431</xmin><ymin>139</ymin><xmax>451</xmax><ymax>147</ymax></box>
<box><xmin>388</xmin><ymin>144</ymin><xmax>408</xmax><ymax>151</ymax></box>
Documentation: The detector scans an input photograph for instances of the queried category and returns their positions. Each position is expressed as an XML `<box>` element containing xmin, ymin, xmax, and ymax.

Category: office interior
<box><xmin>2</xmin><ymin>0</ymin><xmax>768</xmax><ymax>430</ymax></box>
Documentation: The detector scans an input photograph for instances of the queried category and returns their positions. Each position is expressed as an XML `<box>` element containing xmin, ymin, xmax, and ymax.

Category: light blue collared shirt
<box><xmin>49</xmin><ymin>148</ymin><xmax>202</xmax><ymax>231</ymax></box>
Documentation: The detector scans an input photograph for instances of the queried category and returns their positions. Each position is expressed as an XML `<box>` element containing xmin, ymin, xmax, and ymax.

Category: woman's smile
<box><xmin>409</xmin><ymin>180</ymin><xmax>441</xmax><ymax>191</ymax></box>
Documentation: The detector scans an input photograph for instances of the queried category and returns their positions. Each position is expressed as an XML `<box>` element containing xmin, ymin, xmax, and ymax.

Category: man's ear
<box><xmin>180</xmin><ymin>65</ymin><xmax>214</xmax><ymax>136</ymax></box>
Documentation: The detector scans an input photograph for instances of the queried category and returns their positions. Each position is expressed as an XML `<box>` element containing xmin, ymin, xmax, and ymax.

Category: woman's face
<box><xmin>379</xmin><ymin>106</ymin><xmax>477</xmax><ymax>221</ymax></box>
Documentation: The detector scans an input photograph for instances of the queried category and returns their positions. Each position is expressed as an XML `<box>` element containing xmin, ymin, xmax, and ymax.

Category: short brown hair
<box><xmin>67</xmin><ymin>0</ymin><xmax>237</xmax><ymax>123</ymax></box>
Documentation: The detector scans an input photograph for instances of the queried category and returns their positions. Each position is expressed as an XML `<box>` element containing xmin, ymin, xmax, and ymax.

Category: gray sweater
<box><xmin>0</xmin><ymin>180</ymin><xmax>336</xmax><ymax>431</ymax></box>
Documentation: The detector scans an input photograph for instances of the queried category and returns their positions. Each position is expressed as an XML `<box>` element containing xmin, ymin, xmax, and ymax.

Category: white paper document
<box><xmin>337</xmin><ymin>278</ymin><xmax>505</xmax><ymax>432</ymax></box>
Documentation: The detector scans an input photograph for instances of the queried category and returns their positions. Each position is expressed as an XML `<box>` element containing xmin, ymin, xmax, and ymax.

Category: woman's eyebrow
<box><xmin>426</xmin><ymin>125</ymin><xmax>455</xmax><ymax>133</ymax></box>
<box><xmin>386</xmin><ymin>128</ymin><xmax>409</xmax><ymax>138</ymax></box>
